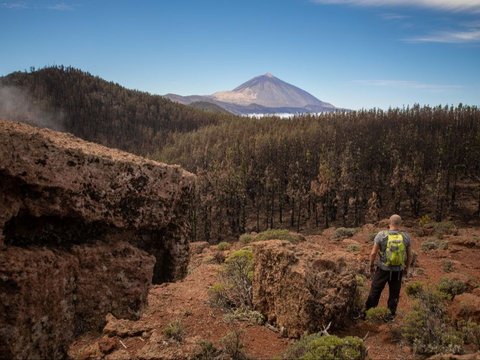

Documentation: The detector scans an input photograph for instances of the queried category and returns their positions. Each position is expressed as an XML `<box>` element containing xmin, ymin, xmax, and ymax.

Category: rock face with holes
<box><xmin>0</xmin><ymin>119</ymin><xmax>195</xmax><ymax>359</ymax></box>
<box><xmin>252</xmin><ymin>240</ymin><xmax>359</xmax><ymax>338</ymax></box>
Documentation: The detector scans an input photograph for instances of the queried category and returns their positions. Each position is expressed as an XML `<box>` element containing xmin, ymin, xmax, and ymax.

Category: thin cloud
<box><xmin>0</xmin><ymin>1</ymin><xmax>75</xmax><ymax>10</ymax></box>
<box><xmin>353</xmin><ymin>80</ymin><xmax>463</xmax><ymax>91</ymax></box>
<box><xmin>381</xmin><ymin>13</ymin><xmax>410</xmax><ymax>20</ymax></box>
<box><xmin>47</xmin><ymin>2</ymin><xmax>74</xmax><ymax>11</ymax></box>
<box><xmin>0</xmin><ymin>1</ymin><xmax>27</xmax><ymax>8</ymax></box>
<box><xmin>405</xmin><ymin>28</ymin><xmax>480</xmax><ymax>43</ymax></box>
<box><xmin>312</xmin><ymin>0</ymin><xmax>480</xmax><ymax>12</ymax></box>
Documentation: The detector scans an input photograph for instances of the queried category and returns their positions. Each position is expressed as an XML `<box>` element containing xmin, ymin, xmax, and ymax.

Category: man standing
<box><xmin>365</xmin><ymin>214</ymin><xmax>412</xmax><ymax>320</ymax></box>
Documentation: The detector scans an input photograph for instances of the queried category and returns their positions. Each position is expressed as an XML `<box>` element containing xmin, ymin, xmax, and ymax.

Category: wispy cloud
<box><xmin>0</xmin><ymin>1</ymin><xmax>27</xmax><ymax>8</ymax></box>
<box><xmin>353</xmin><ymin>79</ymin><xmax>463</xmax><ymax>91</ymax></box>
<box><xmin>405</xmin><ymin>28</ymin><xmax>480</xmax><ymax>43</ymax></box>
<box><xmin>312</xmin><ymin>0</ymin><xmax>480</xmax><ymax>12</ymax></box>
<box><xmin>47</xmin><ymin>2</ymin><xmax>74</xmax><ymax>11</ymax></box>
<box><xmin>381</xmin><ymin>13</ymin><xmax>410</xmax><ymax>20</ymax></box>
<box><xmin>0</xmin><ymin>1</ymin><xmax>75</xmax><ymax>11</ymax></box>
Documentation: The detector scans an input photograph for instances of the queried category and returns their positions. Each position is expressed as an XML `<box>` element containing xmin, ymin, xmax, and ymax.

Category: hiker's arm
<box><xmin>404</xmin><ymin>243</ymin><xmax>413</xmax><ymax>275</ymax></box>
<box><xmin>369</xmin><ymin>243</ymin><xmax>380</xmax><ymax>274</ymax></box>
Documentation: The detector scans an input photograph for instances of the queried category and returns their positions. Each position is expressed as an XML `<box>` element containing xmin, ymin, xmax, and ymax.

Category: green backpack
<box><xmin>384</xmin><ymin>232</ymin><xmax>406</xmax><ymax>267</ymax></box>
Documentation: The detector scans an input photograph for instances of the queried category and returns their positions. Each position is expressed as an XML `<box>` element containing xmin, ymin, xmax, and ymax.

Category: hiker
<box><xmin>365</xmin><ymin>214</ymin><xmax>412</xmax><ymax>320</ymax></box>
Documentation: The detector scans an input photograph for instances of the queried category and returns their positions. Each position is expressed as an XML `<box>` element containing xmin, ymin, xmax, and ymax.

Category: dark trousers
<box><xmin>365</xmin><ymin>268</ymin><xmax>403</xmax><ymax>315</ymax></box>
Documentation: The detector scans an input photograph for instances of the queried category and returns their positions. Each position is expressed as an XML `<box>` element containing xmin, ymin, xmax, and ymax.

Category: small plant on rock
<box><xmin>163</xmin><ymin>320</ymin><xmax>185</xmax><ymax>342</ymax></box>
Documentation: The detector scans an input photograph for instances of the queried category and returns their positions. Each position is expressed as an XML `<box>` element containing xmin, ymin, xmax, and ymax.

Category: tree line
<box><xmin>154</xmin><ymin>105</ymin><xmax>480</xmax><ymax>242</ymax></box>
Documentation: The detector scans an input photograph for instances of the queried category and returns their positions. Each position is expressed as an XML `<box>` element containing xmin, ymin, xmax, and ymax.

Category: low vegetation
<box><xmin>442</xmin><ymin>260</ymin><xmax>455</xmax><ymax>273</ymax></box>
<box><xmin>402</xmin><ymin>286</ymin><xmax>464</xmax><ymax>355</ymax></box>
<box><xmin>208</xmin><ymin>248</ymin><xmax>254</xmax><ymax>309</ymax></box>
<box><xmin>281</xmin><ymin>333</ymin><xmax>366</xmax><ymax>360</ymax></box>
<box><xmin>365</xmin><ymin>307</ymin><xmax>390</xmax><ymax>323</ymax></box>
<box><xmin>217</xmin><ymin>241</ymin><xmax>231</xmax><ymax>251</ymax></box>
<box><xmin>405</xmin><ymin>281</ymin><xmax>425</xmax><ymax>298</ymax></box>
<box><xmin>437</xmin><ymin>277</ymin><xmax>467</xmax><ymax>299</ymax></box>
<box><xmin>163</xmin><ymin>320</ymin><xmax>185</xmax><ymax>342</ymax></box>
<box><xmin>346</xmin><ymin>243</ymin><xmax>361</xmax><ymax>252</ymax></box>
<box><xmin>239</xmin><ymin>229</ymin><xmax>305</xmax><ymax>244</ymax></box>
<box><xmin>192</xmin><ymin>331</ymin><xmax>250</xmax><ymax>360</ymax></box>
<box><xmin>334</xmin><ymin>227</ymin><xmax>359</xmax><ymax>240</ymax></box>
<box><xmin>421</xmin><ymin>238</ymin><xmax>449</xmax><ymax>251</ymax></box>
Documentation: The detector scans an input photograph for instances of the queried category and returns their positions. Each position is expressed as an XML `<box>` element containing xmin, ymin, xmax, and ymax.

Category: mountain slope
<box><xmin>0</xmin><ymin>66</ymin><xmax>226</xmax><ymax>155</ymax></box>
<box><xmin>165</xmin><ymin>73</ymin><xmax>337</xmax><ymax>115</ymax></box>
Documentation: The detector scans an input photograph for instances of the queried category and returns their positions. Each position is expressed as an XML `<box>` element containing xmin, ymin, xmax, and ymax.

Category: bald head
<box><xmin>389</xmin><ymin>214</ymin><xmax>402</xmax><ymax>229</ymax></box>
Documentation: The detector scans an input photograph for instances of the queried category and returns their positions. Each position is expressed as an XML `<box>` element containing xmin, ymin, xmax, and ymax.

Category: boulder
<box><xmin>450</xmin><ymin>293</ymin><xmax>480</xmax><ymax>323</ymax></box>
<box><xmin>0</xmin><ymin>120</ymin><xmax>195</xmax><ymax>359</ymax></box>
<box><xmin>252</xmin><ymin>240</ymin><xmax>358</xmax><ymax>338</ymax></box>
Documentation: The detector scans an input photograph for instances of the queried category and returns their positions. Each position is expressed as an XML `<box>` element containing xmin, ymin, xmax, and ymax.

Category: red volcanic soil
<box><xmin>69</xmin><ymin>224</ymin><xmax>480</xmax><ymax>359</ymax></box>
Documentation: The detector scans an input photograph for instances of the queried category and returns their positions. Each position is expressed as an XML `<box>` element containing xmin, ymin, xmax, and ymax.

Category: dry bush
<box><xmin>421</xmin><ymin>238</ymin><xmax>449</xmax><ymax>251</ymax></box>
<box><xmin>163</xmin><ymin>320</ymin><xmax>185</xmax><ymax>342</ymax></box>
<box><xmin>334</xmin><ymin>227</ymin><xmax>359</xmax><ymax>240</ymax></box>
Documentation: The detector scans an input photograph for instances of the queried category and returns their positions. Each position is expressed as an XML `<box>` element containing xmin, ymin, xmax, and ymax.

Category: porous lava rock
<box><xmin>252</xmin><ymin>240</ymin><xmax>358</xmax><ymax>338</ymax></box>
<box><xmin>0</xmin><ymin>119</ymin><xmax>195</xmax><ymax>359</ymax></box>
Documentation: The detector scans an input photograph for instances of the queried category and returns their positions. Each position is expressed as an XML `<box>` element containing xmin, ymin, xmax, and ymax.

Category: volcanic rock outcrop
<box><xmin>252</xmin><ymin>240</ymin><xmax>358</xmax><ymax>338</ymax></box>
<box><xmin>0</xmin><ymin>120</ymin><xmax>195</xmax><ymax>359</ymax></box>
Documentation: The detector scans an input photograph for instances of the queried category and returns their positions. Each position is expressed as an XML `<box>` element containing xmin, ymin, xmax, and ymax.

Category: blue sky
<box><xmin>1</xmin><ymin>0</ymin><xmax>479</xmax><ymax>109</ymax></box>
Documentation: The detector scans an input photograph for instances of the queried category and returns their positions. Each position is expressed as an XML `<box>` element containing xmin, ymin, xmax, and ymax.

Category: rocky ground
<box><xmin>69</xmin><ymin>222</ymin><xmax>480</xmax><ymax>360</ymax></box>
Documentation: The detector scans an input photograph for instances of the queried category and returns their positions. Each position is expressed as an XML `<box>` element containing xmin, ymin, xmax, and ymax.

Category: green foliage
<box><xmin>224</xmin><ymin>308</ymin><xmax>265</xmax><ymax>325</ymax></box>
<box><xmin>365</xmin><ymin>307</ymin><xmax>390</xmax><ymax>323</ymax></box>
<box><xmin>253</xmin><ymin>229</ymin><xmax>305</xmax><ymax>243</ymax></box>
<box><xmin>220</xmin><ymin>330</ymin><xmax>249</xmax><ymax>360</ymax></box>
<box><xmin>418</xmin><ymin>215</ymin><xmax>432</xmax><ymax>228</ymax></box>
<box><xmin>437</xmin><ymin>277</ymin><xmax>467</xmax><ymax>299</ymax></box>
<box><xmin>217</xmin><ymin>241</ymin><xmax>231</xmax><ymax>251</ymax></box>
<box><xmin>432</xmin><ymin>221</ymin><xmax>458</xmax><ymax>236</ymax></box>
<box><xmin>442</xmin><ymin>260</ymin><xmax>455</xmax><ymax>273</ymax></box>
<box><xmin>282</xmin><ymin>334</ymin><xmax>366</xmax><ymax>360</ymax></box>
<box><xmin>239</xmin><ymin>233</ymin><xmax>254</xmax><ymax>244</ymax></box>
<box><xmin>405</xmin><ymin>281</ymin><xmax>425</xmax><ymax>298</ymax></box>
<box><xmin>402</xmin><ymin>288</ymin><xmax>464</xmax><ymax>355</ymax></box>
<box><xmin>163</xmin><ymin>320</ymin><xmax>185</xmax><ymax>342</ymax></box>
<box><xmin>210</xmin><ymin>249</ymin><xmax>254</xmax><ymax>310</ymax></box>
<box><xmin>334</xmin><ymin>227</ymin><xmax>359</xmax><ymax>240</ymax></box>
<box><xmin>421</xmin><ymin>238</ymin><xmax>449</xmax><ymax>251</ymax></box>
<box><xmin>346</xmin><ymin>243</ymin><xmax>361</xmax><ymax>252</ymax></box>
<box><xmin>211</xmin><ymin>251</ymin><xmax>226</xmax><ymax>264</ymax></box>
<box><xmin>457</xmin><ymin>320</ymin><xmax>480</xmax><ymax>349</ymax></box>
<box><xmin>192</xmin><ymin>340</ymin><xmax>223</xmax><ymax>360</ymax></box>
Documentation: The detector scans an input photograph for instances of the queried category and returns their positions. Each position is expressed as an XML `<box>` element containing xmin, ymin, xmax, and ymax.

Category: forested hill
<box><xmin>0</xmin><ymin>66</ymin><xmax>230</xmax><ymax>155</ymax></box>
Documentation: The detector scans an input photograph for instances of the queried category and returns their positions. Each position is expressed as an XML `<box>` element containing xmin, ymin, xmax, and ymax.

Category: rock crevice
<box><xmin>0</xmin><ymin>119</ymin><xmax>195</xmax><ymax>359</ymax></box>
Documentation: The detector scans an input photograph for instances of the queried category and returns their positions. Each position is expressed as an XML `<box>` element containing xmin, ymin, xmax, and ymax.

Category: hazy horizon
<box><xmin>1</xmin><ymin>0</ymin><xmax>480</xmax><ymax>110</ymax></box>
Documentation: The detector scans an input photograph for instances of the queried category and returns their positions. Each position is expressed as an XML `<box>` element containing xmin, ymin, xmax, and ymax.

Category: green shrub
<box><xmin>214</xmin><ymin>249</ymin><xmax>254</xmax><ymax>309</ymax></box>
<box><xmin>402</xmin><ymin>288</ymin><xmax>464</xmax><ymax>355</ymax></box>
<box><xmin>457</xmin><ymin>320</ymin><xmax>480</xmax><ymax>349</ymax></box>
<box><xmin>192</xmin><ymin>340</ymin><xmax>223</xmax><ymax>360</ymax></box>
<box><xmin>437</xmin><ymin>277</ymin><xmax>467</xmax><ymax>299</ymax></box>
<box><xmin>255</xmin><ymin>229</ymin><xmax>305</xmax><ymax>243</ymax></box>
<box><xmin>210</xmin><ymin>251</ymin><xmax>225</xmax><ymax>264</ymax></box>
<box><xmin>442</xmin><ymin>260</ymin><xmax>455</xmax><ymax>273</ymax></box>
<box><xmin>346</xmin><ymin>243</ymin><xmax>361</xmax><ymax>252</ymax></box>
<box><xmin>282</xmin><ymin>334</ymin><xmax>366</xmax><ymax>360</ymax></box>
<box><xmin>224</xmin><ymin>308</ymin><xmax>265</xmax><ymax>325</ymax></box>
<box><xmin>365</xmin><ymin>307</ymin><xmax>390</xmax><ymax>323</ymax></box>
<box><xmin>418</xmin><ymin>215</ymin><xmax>432</xmax><ymax>228</ymax></box>
<box><xmin>239</xmin><ymin>233</ymin><xmax>254</xmax><ymax>244</ymax></box>
<box><xmin>217</xmin><ymin>241</ymin><xmax>231</xmax><ymax>251</ymax></box>
<box><xmin>208</xmin><ymin>283</ymin><xmax>228</xmax><ymax>307</ymax></box>
<box><xmin>432</xmin><ymin>221</ymin><xmax>458</xmax><ymax>236</ymax></box>
<box><xmin>220</xmin><ymin>330</ymin><xmax>249</xmax><ymax>360</ymax></box>
<box><xmin>334</xmin><ymin>227</ymin><xmax>359</xmax><ymax>240</ymax></box>
<box><xmin>163</xmin><ymin>320</ymin><xmax>185</xmax><ymax>342</ymax></box>
<box><xmin>421</xmin><ymin>238</ymin><xmax>449</xmax><ymax>251</ymax></box>
<box><xmin>405</xmin><ymin>281</ymin><xmax>425</xmax><ymax>298</ymax></box>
